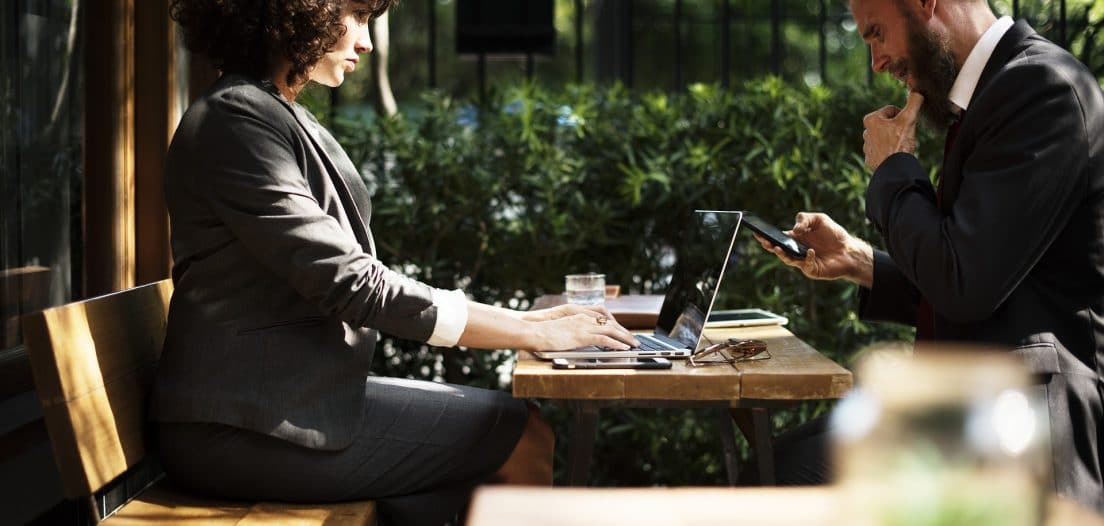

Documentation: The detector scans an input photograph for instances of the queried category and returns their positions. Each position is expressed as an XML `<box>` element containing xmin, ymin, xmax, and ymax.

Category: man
<box><xmin>758</xmin><ymin>0</ymin><xmax>1104</xmax><ymax>511</ymax></box>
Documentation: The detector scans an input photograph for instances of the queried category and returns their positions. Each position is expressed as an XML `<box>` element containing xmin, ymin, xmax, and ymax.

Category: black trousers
<box><xmin>771</xmin><ymin>414</ymin><xmax>833</xmax><ymax>485</ymax></box>
<box><xmin>735</xmin><ymin>414</ymin><xmax>832</xmax><ymax>486</ymax></box>
<box><xmin>157</xmin><ymin>376</ymin><xmax>529</xmax><ymax>526</ymax></box>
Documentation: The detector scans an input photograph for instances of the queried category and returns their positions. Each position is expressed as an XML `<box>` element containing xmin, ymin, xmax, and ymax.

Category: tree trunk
<box><xmin>371</xmin><ymin>12</ymin><xmax>398</xmax><ymax>117</ymax></box>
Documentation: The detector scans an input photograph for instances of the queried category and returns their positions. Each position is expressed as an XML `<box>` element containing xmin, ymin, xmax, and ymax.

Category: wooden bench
<box><xmin>22</xmin><ymin>279</ymin><xmax>377</xmax><ymax>524</ymax></box>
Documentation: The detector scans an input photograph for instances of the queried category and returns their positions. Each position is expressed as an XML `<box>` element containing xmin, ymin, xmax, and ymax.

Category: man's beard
<box><xmin>904</xmin><ymin>20</ymin><xmax>959</xmax><ymax>130</ymax></box>
<box><xmin>909</xmin><ymin>24</ymin><xmax>962</xmax><ymax>129</ymax></box>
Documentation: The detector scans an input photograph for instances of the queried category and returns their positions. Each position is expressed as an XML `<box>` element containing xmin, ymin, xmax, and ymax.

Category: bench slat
<box><xmin>101</xmin><ymin>482</ymin><xmax>377</xmax><ymax>526</ymax></box>
<box><xmin>23</xmin><ymin>280</ymin><xmax>173</xmax><ymax>498</ymax></box>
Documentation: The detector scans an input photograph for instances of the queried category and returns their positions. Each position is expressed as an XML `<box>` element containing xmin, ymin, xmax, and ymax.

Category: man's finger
<box><xmin>803</xmin><ymin>248</ymin><xmax>819</xmax><ymax>276</ymax></box>
<box><xmin>752</xmin><ymin>232</ymin><xmax>772</xmax><ymax>250</ymax></box>
<box><xmin>899</xmin><ymin>91</ymin><xmax>925</xmax><ymax>122</ymax></box>
<box><xmin>794</xmin><ymin>212</ymin><xmax>817</xmax><ymax>231</ymax></box>
<box><xmin>878</xmin><ymin>105</ymin><xmax>901</xmax><ymax>119</ymax></box>
<box><xmin>862</xmin><ymin>110</ymin><xmax>881</xmax><ymax>127</ymax></box>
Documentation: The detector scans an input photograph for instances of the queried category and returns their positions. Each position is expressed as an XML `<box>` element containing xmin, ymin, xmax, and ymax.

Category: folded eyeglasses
<box><xmin>689</xmin><ymin>338</ymin><xmax>771</xmax><ymax>367</ymax></box>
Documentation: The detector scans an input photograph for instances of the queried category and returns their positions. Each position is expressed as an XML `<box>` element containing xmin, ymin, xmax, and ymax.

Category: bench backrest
<box><xmin>22</xmin><ymin>279</ymin><xmax>173</xmax><ymax>498</ymax></box>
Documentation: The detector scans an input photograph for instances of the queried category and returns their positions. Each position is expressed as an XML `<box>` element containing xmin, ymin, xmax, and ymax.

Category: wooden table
<box><xmin>467</xmin><ymin>486</ymin><xmax>1104</xmax><ymax>526</ymax></box>
<box><xmin>514</xmin><ymin>303</ymin><xmax>852</xmax><ymax>485</ymax></box>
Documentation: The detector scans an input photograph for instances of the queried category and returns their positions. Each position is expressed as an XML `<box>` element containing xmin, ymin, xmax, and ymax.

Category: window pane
<box><xmin>0</xmin><ymin>0</ymin><xmax>82</xmax><ymax>352</ymax></box>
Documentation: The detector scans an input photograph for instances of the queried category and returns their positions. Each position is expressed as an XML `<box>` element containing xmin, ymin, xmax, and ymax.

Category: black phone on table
<box><xmin>741</xmin><ymin>212</ymin><xmax>809</xmax><ymax>259</ymax></box>
<box><xmin>551</xmin><ymin>357</ymin><xmax>673</xmax><ymax>370</ymax></box>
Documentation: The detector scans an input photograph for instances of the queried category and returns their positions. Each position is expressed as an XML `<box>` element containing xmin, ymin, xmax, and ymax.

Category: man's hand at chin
<box><xmin>862</xmin><ymin>91</ymin><xmax>925</xmax><ymax>172</ymax></box>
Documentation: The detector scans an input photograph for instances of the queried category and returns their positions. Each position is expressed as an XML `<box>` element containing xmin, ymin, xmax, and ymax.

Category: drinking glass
<box><xmin>564</xmin><ymin>273</ymin><xmax>605</xmax><ymax>306</ymax></box>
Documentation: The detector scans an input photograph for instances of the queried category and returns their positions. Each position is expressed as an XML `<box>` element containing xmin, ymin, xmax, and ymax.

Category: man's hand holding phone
<box><xmin>741</xmin><ymin>213</ymin><xmax>810</xmax><ymax>259</ymax></box>
<box><xmin>753</xmin><ymin>212</ymin><xmax>874</xmax><ymax>289</ymax></box>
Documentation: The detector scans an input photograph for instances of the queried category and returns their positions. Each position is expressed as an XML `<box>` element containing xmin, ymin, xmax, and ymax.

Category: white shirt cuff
<box><xmin>426</xmin><ymin>288</ymin><xmax>469</xmax><ymax>347</ymax></box>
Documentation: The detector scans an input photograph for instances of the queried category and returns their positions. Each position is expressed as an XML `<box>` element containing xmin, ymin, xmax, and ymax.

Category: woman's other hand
<box><xmin>522</xmin><ymin>303</ymin><xmax>610</xmax><ymax>322</ymax></box>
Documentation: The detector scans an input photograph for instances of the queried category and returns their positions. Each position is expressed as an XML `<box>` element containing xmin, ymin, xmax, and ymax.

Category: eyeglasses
<box><xmin>689</xmin><ymin>338</ymin><xmax>771</xmax><ymax>367</ymax></box>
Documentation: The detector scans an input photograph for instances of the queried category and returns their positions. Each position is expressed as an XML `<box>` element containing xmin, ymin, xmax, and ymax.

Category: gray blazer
<box><xmin>151</xmin><ymin>74</ymin><xmax>439</xmax><ymax>450</ymax></box>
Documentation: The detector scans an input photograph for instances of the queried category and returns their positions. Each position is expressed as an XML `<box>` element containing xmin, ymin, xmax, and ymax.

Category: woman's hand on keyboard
<box><xmin>527</xmin><ymin>305</ymin><xmax>640</xmax><ymax>350</ymax></box>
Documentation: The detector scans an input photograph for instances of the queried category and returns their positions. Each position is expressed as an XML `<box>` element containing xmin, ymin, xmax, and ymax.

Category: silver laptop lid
<box><xmin>654</xmin><ymin>210</ymin><xmax>743</xmax><ymax>352</ymax></box>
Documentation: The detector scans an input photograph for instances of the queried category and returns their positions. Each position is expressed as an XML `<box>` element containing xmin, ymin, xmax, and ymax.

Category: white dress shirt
<box><xmin>427</xmin><ymin>288</ymin><xmax>470</xmax><ymax>347</ymax></box>
<box><xmin>948</xmin><ymin>16</ymin><xmax>1015</xmax><ymax>114</ymax></box>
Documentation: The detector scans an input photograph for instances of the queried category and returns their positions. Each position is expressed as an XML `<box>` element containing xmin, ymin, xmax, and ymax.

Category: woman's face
<box><xmin>310</xmin><ymin>1</ymin><xmax>375</xmax><ymax>88</ymax></box>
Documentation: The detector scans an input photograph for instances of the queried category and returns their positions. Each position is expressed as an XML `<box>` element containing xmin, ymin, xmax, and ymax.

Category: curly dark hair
<box><xmin>171</xmin><ymin>0</ymin><xmax>393</xmax><ymax>87</ymax></box>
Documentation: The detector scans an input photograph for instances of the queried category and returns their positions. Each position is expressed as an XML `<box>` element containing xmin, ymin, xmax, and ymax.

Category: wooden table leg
<box><xmin>565</xmin><ymin>402</ymin><xmax>600</xmax><ymax>486</ymax></box>
<box><xmin>731</xmin><ymin>407</ymin><xmax>775</xmax><ymax>485</ymax></box>
<box><xmin>751</xmin><ymin>408</ymin><xmax>775</xmax><ymax>484</ymax></box>
<box><xmin>716</xmin><ymin>409</ymin><xmax>741</xmax><ymax>485</ymax></box>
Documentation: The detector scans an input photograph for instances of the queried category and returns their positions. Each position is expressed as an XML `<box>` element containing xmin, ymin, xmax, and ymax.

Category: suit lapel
<box><xmin>940</xmin><ymin>20</ymin><xmax>1036</xmax><ymax>209</ymax></box>
<box><xmin>973</xmin><ymin>21</ymin><xmax>1035</xmax><ymax>104</ymax></box>
<box><xmin>267</xmin><ymin>91</ymin><xmax>376</xmax><ymax>252</ymax></box>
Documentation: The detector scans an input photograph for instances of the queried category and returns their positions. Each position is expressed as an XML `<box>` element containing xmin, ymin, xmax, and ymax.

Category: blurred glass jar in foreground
<box><xmin>831</xmin><ymin>346</ymin><xmax>1051</xmax><ymax>526</ymax></box>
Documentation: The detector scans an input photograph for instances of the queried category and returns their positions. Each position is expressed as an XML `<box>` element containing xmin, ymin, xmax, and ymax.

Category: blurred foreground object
<box><xmin>466</xmin><ymin>487</ymin><xmax>1104</xmax><ymax>526</ymax></box>
<box><xmin>832</xmin><ymin>345</ymin><xmax>1051</xmax><ymax>526</ymax></box>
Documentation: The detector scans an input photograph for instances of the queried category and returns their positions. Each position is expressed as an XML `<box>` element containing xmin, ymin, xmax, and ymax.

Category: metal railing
<box><xmin>399</xmin><ymin>0</ymin><xmax>1078</xmax><ymax>103</ymax></box>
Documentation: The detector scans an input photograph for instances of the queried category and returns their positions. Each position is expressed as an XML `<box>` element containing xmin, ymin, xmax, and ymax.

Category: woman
<box><xmin>151</xmin><ymin>1</ymin><xmax>639</xmax><ymax>524</ymax></box>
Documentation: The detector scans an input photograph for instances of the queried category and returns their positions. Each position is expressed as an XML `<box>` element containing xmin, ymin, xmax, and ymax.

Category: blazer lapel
<box><xmin>267</xmin><ymin>91</ymin><xmax>376</xmax><ymax>252</ymax></box>
<box><xmin>940</xmin><ymin>20</ymin><xmax>1035</xmax><ymax>209</ymax></box>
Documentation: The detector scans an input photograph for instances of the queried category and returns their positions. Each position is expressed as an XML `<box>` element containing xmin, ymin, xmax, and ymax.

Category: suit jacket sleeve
<box><xmin>865</xmin><ymin>62</ymin><xmax>1089</xmax><ymax>323</ymax></box>
<box><xmin>858</xmin><ymin>249</ymin><xmax>920</xmax><ymax>325</ymax></box>
<box><xmin>189</xmin><ymin>95</ymin><xmax>438</xmax><ymax>341</ymax></box>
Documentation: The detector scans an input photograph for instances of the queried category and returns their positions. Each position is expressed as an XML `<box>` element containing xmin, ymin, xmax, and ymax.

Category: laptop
<box><xmin>533</xmin><ymin>210</ymin><xmax>743</xmax><ymax>360</ymax></box>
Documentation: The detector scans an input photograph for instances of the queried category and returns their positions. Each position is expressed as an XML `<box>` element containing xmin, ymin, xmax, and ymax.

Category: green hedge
<box><xmin>326</xmin><ymin>77</ymin><xmax>937</xmax><ymax>485</ymax></box>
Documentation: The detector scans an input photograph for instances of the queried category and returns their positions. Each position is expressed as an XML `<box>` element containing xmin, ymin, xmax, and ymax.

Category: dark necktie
<box><xmin>915</xmin><ymin>114</ymin><xmax>963</xmax><ymax>341</ymax></box>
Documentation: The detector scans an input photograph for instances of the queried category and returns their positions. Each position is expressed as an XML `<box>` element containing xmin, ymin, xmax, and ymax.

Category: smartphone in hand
<box><xmin>741</xmin><ymin>212</ymin><xmax>809</xmax><ymax>259</ymax></box>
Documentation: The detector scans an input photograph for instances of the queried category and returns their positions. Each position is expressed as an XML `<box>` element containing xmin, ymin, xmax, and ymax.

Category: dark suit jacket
<box><xmin>151</xmin><ymin>74</ymin><xmax>440</xmax><ymax>450</ymax></box>
<box><xmin>861</xmin><ymin>21</ymin><xmax>1104</xmax><ymax>511</ymax></box>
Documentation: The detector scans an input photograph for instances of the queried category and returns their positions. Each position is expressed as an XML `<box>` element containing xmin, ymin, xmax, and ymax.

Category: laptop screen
<box><xmin>654</xmin><ymin>210</ymin><xmax>743</xmax><ymax>351</ymax></box>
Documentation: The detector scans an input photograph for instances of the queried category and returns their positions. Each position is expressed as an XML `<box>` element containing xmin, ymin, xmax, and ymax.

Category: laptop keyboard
<box><xmin>636</xmin><ymin>335</ymin><xmax>671</xmax><ymax>351</ymax></box>
<box><xmin>598</xmin><ymin>333</ymin><xmax>687</xmax><ymax>353</ymax></box>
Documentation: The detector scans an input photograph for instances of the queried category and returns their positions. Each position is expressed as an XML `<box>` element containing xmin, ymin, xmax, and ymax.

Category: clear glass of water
<box><xmin>564</xmin><ymin>273</ymin><xmax>605</xmax><ymax>306</ymax></box>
